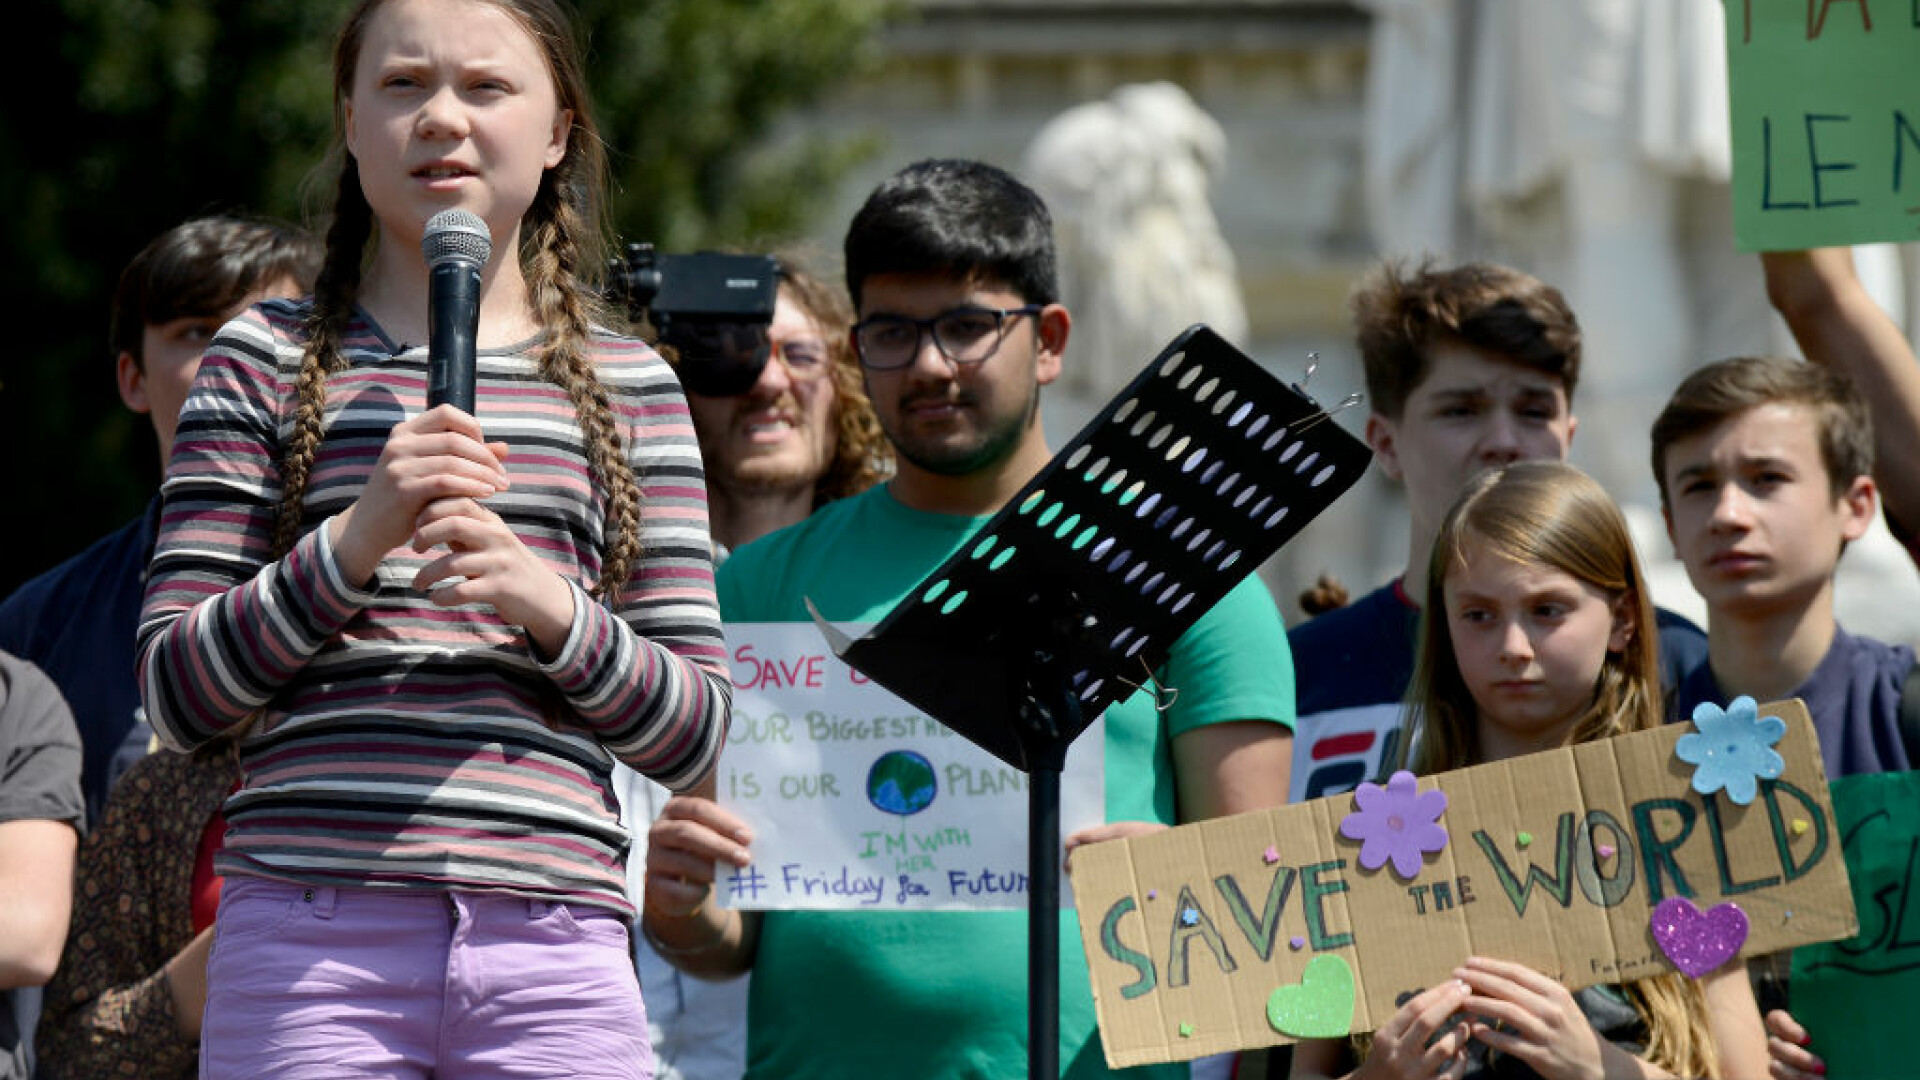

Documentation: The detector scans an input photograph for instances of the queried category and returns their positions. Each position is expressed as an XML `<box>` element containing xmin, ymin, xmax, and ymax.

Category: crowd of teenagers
<box><xmin>1</xmin><ymin>0</ymin><xmax>1917</xmax><ymax>1078</ymax></box>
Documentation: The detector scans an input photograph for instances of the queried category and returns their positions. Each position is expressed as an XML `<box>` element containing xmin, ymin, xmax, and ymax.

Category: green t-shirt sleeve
<box><xmin>716</xmin><ymin>555</ymin><xmax>746</xmax><ymax>623</ymax></box>
<box><xmin>716</xmin><ymin>534</ymin><xmax>775</xmax><ymax>623</ymax></box>
<box><xmin>1159</xmin><ymin>573</ymin><xmax>1296</xmax><ymax>739</ymax></box>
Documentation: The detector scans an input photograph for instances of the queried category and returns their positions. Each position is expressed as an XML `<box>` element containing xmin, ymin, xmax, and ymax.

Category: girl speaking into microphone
<box><xmin>136</xmin><ymin>1</ymin><xmax>730</xmax><ymax>1075</ymax></box>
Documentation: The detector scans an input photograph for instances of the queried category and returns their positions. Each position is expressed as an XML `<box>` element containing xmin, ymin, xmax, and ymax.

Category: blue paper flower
<box><xmin>1675</xmin><ymin>696</ymin><xmax>1785</xmax><ymax>805</ymax></box>
<box><xmin>1337</xmin><ymin>770</ymin><xmax>1449</xmax><ymax>880</ymax></box>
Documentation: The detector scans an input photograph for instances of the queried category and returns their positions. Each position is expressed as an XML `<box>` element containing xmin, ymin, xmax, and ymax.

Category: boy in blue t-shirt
<box><xmin>1653</xmin><ymin>356</ymin><xmax>1912</xmax><ymax>779</ymax></box>
<box><xmin>1652</xmin><ymin>354</ymin><xmax>1915</xmax><ymax>1076</ymax></box>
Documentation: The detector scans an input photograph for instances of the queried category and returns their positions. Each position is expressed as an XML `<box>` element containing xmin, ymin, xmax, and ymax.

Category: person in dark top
<box><xmin>1653</xmin><ymin>356</ymin><xmax>1915</xmax><ymax>1078</ymax></box>
<box><xmin>1762</xmin><ymin>248</ymin><xmax>1920</xmax><ymax>571</ymax></box>
<box><xmin>0</xmin><ymin>216</ymin><xmax>317</xmax><ymax>819</ymax></box>
<box><xmin>1654</xmin><ymin>357</ymin><xmax>1911</xmax><ymax>780</ymax></box>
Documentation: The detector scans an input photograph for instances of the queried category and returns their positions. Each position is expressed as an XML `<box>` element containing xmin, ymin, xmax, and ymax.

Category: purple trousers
<box><xmin>201</xmin><ymin>877</ymin><xmax>652</xmax><ymax>1079</ymax></box>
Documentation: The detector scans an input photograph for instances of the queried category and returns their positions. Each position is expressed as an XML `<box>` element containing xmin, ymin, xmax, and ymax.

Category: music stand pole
<box><xmin>1029</xmin><ymin>732</ymin><xmax>1069</xmax><ymax>1080</ymax></box>
<box><xmin>1019</xmin><ymin>629</ymin><xmax>1080</xmax><ymax>1080</ymax></box>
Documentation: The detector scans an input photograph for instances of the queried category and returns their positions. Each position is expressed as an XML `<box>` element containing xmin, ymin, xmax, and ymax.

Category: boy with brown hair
<box><xmin>643</xmin><ymin>158</ymin><xmax>1294</xmax><ymax>1080</ymax></box>
<box><xmin>1288</xmin><ymin>259</ymin><xmax>1707</xmax><ymax>799</ymax></box>
<box><xmin>0</xmin><ymin>215</ymin><xmax>318</xmax><ymax>819</ymax></box>
<box><xmin>1653</xmin><ymin>354</ymin><xmax>1916</xmax><ymax>1080</ymax></box>
<box><xmin>1653</xmin><ymin>355</ymin><xmax>1913</xmax><ymax>778</ymax></box>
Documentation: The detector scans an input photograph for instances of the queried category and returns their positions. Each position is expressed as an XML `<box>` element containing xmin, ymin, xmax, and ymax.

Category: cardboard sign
<box><xmin>1071</xmin><ymin>700</ymin><xmax>1858</xmax><ymax>1066</ymax></box>
<box><xmin>1792</xmin><ymin>770</ymin><xmax>1920</xmax><ymax>1079</ymax></box>
<box><xmin>714</xmin><ymin>622</ymin><xmax>1105</xmax><ymax>911</ymax></box>
<box><xmin>1726</xmin><ymin>2</ymin><xmax>1920</xmax><ymax>250</ymax></box>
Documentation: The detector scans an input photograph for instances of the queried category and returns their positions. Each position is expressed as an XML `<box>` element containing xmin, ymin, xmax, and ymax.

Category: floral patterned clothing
<box><xmin>36</xmin><ymin>748</ymin><xmax>236</xmax><ymax>1080</ymax></box>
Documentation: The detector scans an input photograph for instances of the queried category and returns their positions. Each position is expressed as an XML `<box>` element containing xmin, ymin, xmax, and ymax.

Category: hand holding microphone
<box><xmin>331</xmin><ymin>210</ymin><xmax>509</xmax><ymax>585</ymax></box>
<box><xmin>408</xmin><ymin>210</ymin><xmax>574</xmax><ymax>641</ymax></box>
<box><xmin>339</xmin><ymin>208</ymin><xmax>572</xmax><ymax>639</ymax></box>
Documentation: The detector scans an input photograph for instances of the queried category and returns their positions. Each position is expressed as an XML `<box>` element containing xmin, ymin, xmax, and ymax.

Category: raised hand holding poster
<box><xmin>1071</xmin><ymin>699</ymin><xmax>1858</xmax><ymax>1066</ymax></box>
<box><xmin>715</xmin><ymin>622</ymin><xmax>1104</xmax><ymax>911</ymax></box>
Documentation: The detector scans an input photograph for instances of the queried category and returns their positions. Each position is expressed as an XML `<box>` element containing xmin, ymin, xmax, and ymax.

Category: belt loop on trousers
<box><xmin>310</xmin><ymin>886</ymin><xmax>338</xmax><ymax>919</ymax></box>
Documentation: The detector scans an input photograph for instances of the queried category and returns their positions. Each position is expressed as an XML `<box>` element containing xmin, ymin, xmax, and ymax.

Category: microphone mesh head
<box><xmin>422</xmin><ymin>209</ymin><xmax>492</xmax><ymax>270</ymax></box>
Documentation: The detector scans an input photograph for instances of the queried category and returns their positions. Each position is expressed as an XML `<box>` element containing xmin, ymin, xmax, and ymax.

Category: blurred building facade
<box><xmin>763</xmin><ymin>0</ymin><xmax>1920</xmax><ymax>643</ymax></box>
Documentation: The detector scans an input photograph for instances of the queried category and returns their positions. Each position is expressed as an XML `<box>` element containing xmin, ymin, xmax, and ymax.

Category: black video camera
<box><xmin>608</xmin><ymin>243</ymin><xmax>779</xmax><ymax>397</ymax></box>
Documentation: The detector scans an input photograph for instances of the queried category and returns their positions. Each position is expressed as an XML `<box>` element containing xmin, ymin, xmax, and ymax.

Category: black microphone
<box><xmin>421</xmin><ymin>208</ymin><xmax>492</xmax><ymax>414</ymax></box>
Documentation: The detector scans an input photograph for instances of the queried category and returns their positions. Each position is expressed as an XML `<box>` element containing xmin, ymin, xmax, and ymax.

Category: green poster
<box><xmin>1725</xmin><ymin>2</ymin><xmax>1920</xmax><ymax>251</ymax></box>
<box><xmin>1791</xmin><ymin>770</ymin><xmax>1920</xmax><ymax>1079</ymax></box>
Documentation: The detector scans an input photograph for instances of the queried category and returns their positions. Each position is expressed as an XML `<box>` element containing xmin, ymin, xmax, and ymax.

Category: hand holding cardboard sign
<box><xmin>1763</xmin><ymin>1009</ymin><xmax>1823</xmax><ymax>1080</ymax></box>
<box><xmin>1454</xmin><ymin>958</ymin><xmax>1621</xmax><ymax>1080</ymax></box>
<box><xmin>1064</xmin><ymin>821</ymin><xmax>1169</xmax><ymax>872</ymax></box>
<box><xmin>1317</xmin><ymin>980</ymin><xmax>1472</xmax><ymax>1080</ymax></box>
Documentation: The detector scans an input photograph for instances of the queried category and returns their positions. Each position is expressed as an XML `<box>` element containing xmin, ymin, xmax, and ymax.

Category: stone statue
<box><xmin>1024</xmin><ymin>81</ymin><xmax>1250</xmax><ymax>400</ymax></box>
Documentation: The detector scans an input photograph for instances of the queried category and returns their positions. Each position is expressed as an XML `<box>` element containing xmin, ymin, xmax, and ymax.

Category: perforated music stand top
<box><xmin>813</xmin><ymin>325</ymin><xmax>1371</xmax><ymax>772</ymax></box>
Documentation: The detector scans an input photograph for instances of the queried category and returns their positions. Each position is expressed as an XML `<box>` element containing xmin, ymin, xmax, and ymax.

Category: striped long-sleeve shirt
<box><xmin>136</xmin><ymin>299</ymin><xmax>730</xmax><ymax>914</ymax></box>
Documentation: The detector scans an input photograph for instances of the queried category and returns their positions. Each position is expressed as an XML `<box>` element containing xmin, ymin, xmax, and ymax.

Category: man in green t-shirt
<box><xmin>640</xmin><ymin>159</ymin><xmax>1296</xmax><ymax>1079</ymax></box>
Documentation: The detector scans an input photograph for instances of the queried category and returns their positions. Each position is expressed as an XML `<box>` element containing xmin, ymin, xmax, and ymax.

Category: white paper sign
<box><xmin>715</xmin><ymin>622</ymin><xmax>1107</xmax><ymax>911</ymax></box>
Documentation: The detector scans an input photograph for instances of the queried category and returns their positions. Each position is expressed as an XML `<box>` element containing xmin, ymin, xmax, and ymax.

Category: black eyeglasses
<box><xmin>851</xmin><ymin>304</ymin><xmax>1043</xmax><ymax>371</ymax></box>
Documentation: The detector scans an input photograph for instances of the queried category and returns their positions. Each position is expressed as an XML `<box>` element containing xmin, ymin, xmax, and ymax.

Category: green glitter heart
<box><xmin>1265</xmin><ymin>955</ymin><xmax>1355</xmax><ymax>1039</ymax></box>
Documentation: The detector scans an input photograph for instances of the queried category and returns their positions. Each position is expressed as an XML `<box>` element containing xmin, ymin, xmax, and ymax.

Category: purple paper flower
<box><xmin>1675</xmin><ymin>696</ymin><xmax>1785</xmax><ymax>806</ymax></box>
<box><xmin>1338</xmin><ymin>770</ymin><xmax>1449</xmax><ymax>880</ymax></box>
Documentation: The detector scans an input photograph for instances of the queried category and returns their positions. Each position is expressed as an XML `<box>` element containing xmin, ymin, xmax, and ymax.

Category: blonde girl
<box><xmin>134</xmin><ymin>0</ymin><xmax>729</xmax><ymax>1076</ymax></box>
<box><xmin>1293</xmin><ymin>462</ymin><xmax>1765</xmax><ymax>1080</ymax></box>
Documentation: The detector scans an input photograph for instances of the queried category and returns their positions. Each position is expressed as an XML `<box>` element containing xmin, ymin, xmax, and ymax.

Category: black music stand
<box><xmin>812</xmin><ymin>325</ymin><xmax>1371</xmax><ymax>1079</ymax></box>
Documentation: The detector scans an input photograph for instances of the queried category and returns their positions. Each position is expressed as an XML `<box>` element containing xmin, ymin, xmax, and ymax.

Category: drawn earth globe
<box><xmin>867</xmin><ymin>750</ymin><xmax>938</xmax><ymax>816</ymax></box>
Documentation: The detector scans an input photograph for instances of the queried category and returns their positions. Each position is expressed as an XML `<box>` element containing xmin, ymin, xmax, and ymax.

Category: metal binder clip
<box><xmin>1113</xmin><ymin>656</ymin><xmax>1180</xmax><ymax>713</ymax></box>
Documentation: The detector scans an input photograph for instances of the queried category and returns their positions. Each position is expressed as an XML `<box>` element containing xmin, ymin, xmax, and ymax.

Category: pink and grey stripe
<box><xmin>137</xmin><ymin>300</ymin><xmax>730</xmax><ymax>915</ymax></box>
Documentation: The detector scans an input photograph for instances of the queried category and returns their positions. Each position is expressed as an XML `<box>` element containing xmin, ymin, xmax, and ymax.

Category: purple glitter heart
<box><xmin>1649</xmin><ymin>897</ymin><xmax>1748</xmax><ymax>977</ymax></box>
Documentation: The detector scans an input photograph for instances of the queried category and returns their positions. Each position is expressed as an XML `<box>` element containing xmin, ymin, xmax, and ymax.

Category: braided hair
<box><xmin>278</xmin><ymin>0</ymin><xmax>640</xmax><ymax>599</ymax></box>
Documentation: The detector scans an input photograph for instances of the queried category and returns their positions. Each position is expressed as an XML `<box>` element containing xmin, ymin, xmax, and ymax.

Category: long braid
<box><xmin>274</xmin><ymin>161</ymin><xmax>373</xmax><ymax>558</ymax></box>
<box><xmin>524</xmin><ymin>167</ymin><xmax>642</xmax><ymax>600</ymax></box>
